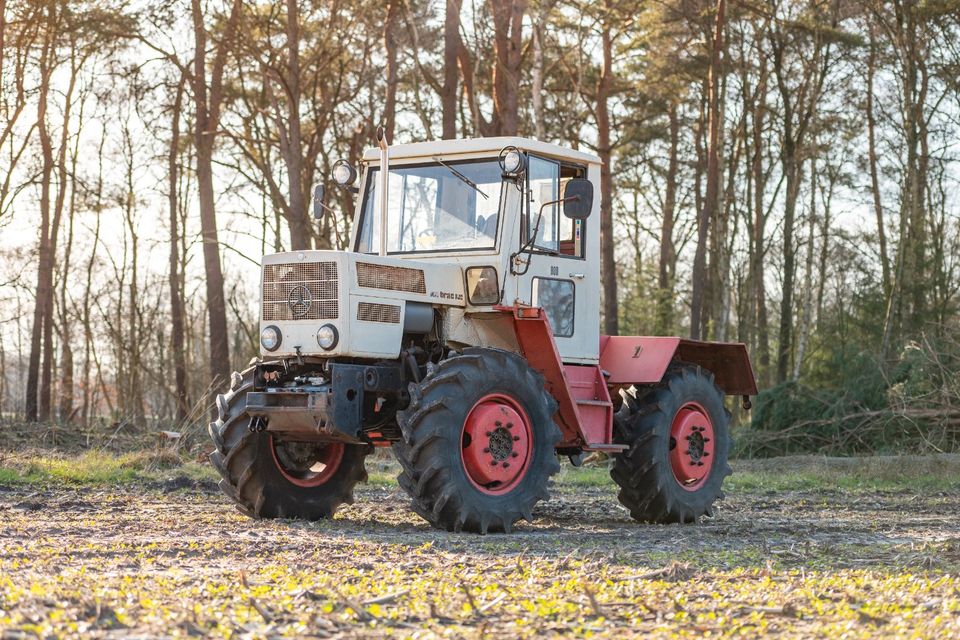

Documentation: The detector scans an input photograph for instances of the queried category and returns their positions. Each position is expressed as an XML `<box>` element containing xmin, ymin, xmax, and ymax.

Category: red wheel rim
<box><xmin>269</xmin><ymin>437</ymin><xmax>345</xmax><ymax>488</ymax></box>
<box><xmin>461</xmin><ymin>393</ymin><xmax>533</xmax><ymax>495</ymax></box>
<box><xmin>668</xmin><ymin>403</ymin><xmax>715</xmax><ymax>491</ymax></box>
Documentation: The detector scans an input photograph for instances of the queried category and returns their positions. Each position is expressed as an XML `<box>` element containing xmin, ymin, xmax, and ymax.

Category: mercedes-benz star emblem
<box><xmin>287</xmin><ymin>284</ymin><xmax>313</xmax><ymax>318</ymax></box>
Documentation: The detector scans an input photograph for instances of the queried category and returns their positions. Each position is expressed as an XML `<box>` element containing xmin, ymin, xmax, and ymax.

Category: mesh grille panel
<box><xmin>357</xmin><ymin>302</ymin><xmax>401</xmax><ymax>324</ymax></box>
<box><xmin>357</xmin><ymin>262</ymin><xmax>426</xmax><ymax>294</ymax></box>
<box><xmin>262</xmin><ymin>261</ymin><xmax>339</xmax><ymax>321</ymax></box>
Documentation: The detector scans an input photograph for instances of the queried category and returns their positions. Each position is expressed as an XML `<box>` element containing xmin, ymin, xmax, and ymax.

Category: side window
<box><xmin>557</xmin><ymin>177</ymin><xmax>583</xmax><ymax>257</ymax></box>
<box><xmin>558</xmin><ymin>167</ymin><xmax>586</xmax><ymax>257</ymax></box>
<box><xmin>532</xmin><ymin>277</ymin><xmax>575</xmax><ymax>337</ymax></box>
<box><xmin>527</xmin><ymin>156</ymin><xmax>559</xmax><ymax>251</ymax></box>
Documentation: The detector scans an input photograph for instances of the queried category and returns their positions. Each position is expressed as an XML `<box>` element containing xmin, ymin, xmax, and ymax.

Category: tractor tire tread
<box><xmin>207</xmin><ymin>367</ymin><xmax>370</xmax><ymax>521</ymax></box>
<box><xmin>393</xmin><ymin>348</ymin><xmax>560</xmax><ymax>534</ymax></box>
<box><xmin>610</xmin><ymin>364</ymin><xmax>731</xmax><ymax>524</ymax></box>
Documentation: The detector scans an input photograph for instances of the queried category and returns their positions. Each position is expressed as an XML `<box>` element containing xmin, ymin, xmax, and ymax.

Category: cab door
<box><xmin>511</xmin><ymin>155</ymin><xmax>598</xmax><ymax>364</ymax></box>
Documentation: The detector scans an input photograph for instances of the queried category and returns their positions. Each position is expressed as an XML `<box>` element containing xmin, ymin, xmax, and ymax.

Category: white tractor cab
<box><xmin>209</xmin><ymin>130</ymin><xmax>758</xmax><ymax>534</ymax></box>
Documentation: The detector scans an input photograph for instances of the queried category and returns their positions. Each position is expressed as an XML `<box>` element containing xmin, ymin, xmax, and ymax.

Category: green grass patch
<box><xmin>366</xmin><ymin>470</ymin><xmax>398</xmax><ymax>487</ymax></box>
<box><xmin>724</xmin><ymin>470</ymin><xmax>960</xmax><ymax>492</ymax></box>
<box><xmin>729</xmin><ymin>454</ymin><xmax>960</xmax><ymax>493</ymax></box>
<box><xmin>0</xmin><ymin>450</ymin><xmax>218</xmax><ymax>486</ymax></box>
<box><xmin>3</xmin><ymin>448</ymin><xmax>957</xmax><ymax>494</ymax></box>
<box><xmin>554</xmin><ymin>465</ymin><xmax>611</xmax><ymax>487</ymax></box>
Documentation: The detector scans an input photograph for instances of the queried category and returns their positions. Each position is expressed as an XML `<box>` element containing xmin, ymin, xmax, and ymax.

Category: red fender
<box><xmin>599</xmin><ymin>336</ymin><xmax>758</xmax><ymax>396</ymax></box>
<box><xmin>495</xmin><ymin>305</ymin><xmax>757</xmax><ymax>450</ymax></box>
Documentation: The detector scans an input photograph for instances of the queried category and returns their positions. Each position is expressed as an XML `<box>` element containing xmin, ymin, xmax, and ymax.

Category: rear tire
<box><xmin>208</xmin><ymin>368</ymin><xmax>370</xmax><ymax>520</ymax></box>
<box><xmin>611</xmin><ymin>365</ymin><xmax>732</xmax><ymax>524</ymax></box>
<box><xmin>393</xmin><ymin>349</ymin><xmax>561</xmax><ymax>534</ymax></box>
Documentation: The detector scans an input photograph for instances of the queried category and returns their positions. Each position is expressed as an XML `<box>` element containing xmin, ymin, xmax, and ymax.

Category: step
<box><xmin>575</xmin><ymin>399</ymin><xmax>612</xmax><ymax>407</ymax></box>
<box><xmin>583</xmin><ymin>443</ymin><xmax>628</xmax><ymax>452</ymax></box>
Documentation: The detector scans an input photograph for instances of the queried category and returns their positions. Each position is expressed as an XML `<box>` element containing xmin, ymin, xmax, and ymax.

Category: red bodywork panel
<box><xmin>494</xmin><ymin>305</ymin><xmax>757</xmax><ymax>448</ymax></box>
<box><xmin>599</xmin><ymin>336</ymin><xmax>758</xmax><ymax>396</ymax></box>
<box><xmin>496</xmin><ymin>306</ymin><xmax>616</xmax><ymax>450</ymax></box>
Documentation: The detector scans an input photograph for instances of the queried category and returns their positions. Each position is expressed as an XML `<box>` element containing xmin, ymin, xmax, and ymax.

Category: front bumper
<box><xmin>247</xmin><ymin>362</ymin><xmax>406</xmax><ymax>443</ymax></box>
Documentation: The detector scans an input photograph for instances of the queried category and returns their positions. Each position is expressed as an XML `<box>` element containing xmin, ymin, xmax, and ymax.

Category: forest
<box><xmin>2</xmin><ymin>0</ymin><xmax>959</xmax><ymax>455</ymax></box>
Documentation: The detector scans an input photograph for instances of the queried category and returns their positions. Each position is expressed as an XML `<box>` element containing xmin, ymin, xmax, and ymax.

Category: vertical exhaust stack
<box><xmin>377</xmin><ymin>126</ymin><xmax>389</xmax><ymax>257</ymax></box>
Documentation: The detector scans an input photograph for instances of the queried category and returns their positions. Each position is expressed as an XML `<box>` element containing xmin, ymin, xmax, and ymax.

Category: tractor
<box><xmin>208</xmin><ymin>129</ymin><xmax>757</xmax><ymax>533</ymax></box>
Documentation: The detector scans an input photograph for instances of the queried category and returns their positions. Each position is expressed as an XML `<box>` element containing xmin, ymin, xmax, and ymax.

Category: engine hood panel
<box><xmin>262</xmin><ymin>250</ymin><xmax>465</xmax><ymax>307</ymax></box>
<box><xmin>259</xmin><ymin>250</ymin><xmax>465</xmax><ymax>359</ymax></box>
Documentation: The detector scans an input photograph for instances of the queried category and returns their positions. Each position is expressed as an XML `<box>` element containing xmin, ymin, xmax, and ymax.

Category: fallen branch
<box><xmin>362</xmin><ymin>589</ymin><xmax>409</xmax><ymax>606</ymax></box>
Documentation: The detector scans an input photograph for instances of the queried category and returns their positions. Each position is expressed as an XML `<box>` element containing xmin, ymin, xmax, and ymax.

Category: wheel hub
<box><xmin>487</xmin><ymin>427</ymin><xmax>515</xmax><ymax>461</ymax></box>
<box><xmin>668</xmin><ymin>404</ymin><xmax>714</xmax><ymax>491</ymax></box>
<box><xmin>269</xmin><ymin>438</ymin><xmax>344</xmax><ymax>488</ymax></box>
<box><xmin>461</xmin><ymin>394</ymin><xmax>532</xmax><ymax>494</ymax></box>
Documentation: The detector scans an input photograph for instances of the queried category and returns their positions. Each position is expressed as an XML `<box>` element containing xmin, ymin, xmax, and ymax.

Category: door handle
<box><xmin>569</xmin><ymin>273</ymin><xmax>585</xmax><ymax>280</ymax></box>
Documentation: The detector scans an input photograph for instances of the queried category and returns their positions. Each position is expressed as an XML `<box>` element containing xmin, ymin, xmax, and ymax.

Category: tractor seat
<box><xmin>482</xmin><ymin>213</ymin><xmax>498</xmax><ymax>238</ymax></box>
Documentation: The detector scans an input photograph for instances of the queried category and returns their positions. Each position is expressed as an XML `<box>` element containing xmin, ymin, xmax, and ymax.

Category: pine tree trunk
<box><xmin>490</xmin><ymin>0</ymin><xmax>526</xmax><ymax>135</ymax></box>
<box><xmin>169</xmin><ymin>76</ymin><xmax>189</xmax><ymax>423</ymax></box>
<box><xmin>691</xmin><ymin>0</ymin><xmax>725</xmax><ymax>341</ymax></box>
<box><xmin>441</xmin><ymin>0</ymin><xmax>461</xmax><ymax>139</ymax></box>
<box><xmin>383</xmin><ymin>0</ymin><xmax>401</xmax><ymax>141</ymax></box>
<box><xmin>656</xmin><ymin>102</ymin><xmax>679</xmax><ymax>335</ymax></box>
<box><xmin>284</xmin><ymin>0</ymin><xmax>309</xmax><ymax>251</ymax></box>
<box><xmin>191</xmin><ymin>0</ymin><xmax>241</xmax><ymax>392</ymax></box>
<box><xmin>597</xmin><ymin>15</ymin><xmax>617</xmax><ymax>335</ymax></box>
<box><xmin>866</xmin><ymin>27</ymin><xmax>890</xmax><ymax>298</ymax></box>
<box><xmin>26</xmin><ymin>13</ymin><xmax>56</xmax><ymax>422</ymax></box>
<box><xmin>531</xmin><ymin>3</ymin><xmax>546</xmax><ymax>140</ymax></box>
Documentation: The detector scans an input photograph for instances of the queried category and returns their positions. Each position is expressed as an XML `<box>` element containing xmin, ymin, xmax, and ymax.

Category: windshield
<box><xmin>356</xmin><ymin>158</ymin><xmax>504</xmax><ymax>254</ymax></box>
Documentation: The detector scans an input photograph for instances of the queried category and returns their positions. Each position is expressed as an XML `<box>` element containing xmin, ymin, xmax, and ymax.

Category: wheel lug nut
<box><xmin>502</xmin><ymin>462</ymin><xmax>509</xmax><ymax>468</ymax></box>
<box><xmin>513</xmin><ymin>435</ymin><xmax>520</xmax><ymax>441</ymax></box>
<box><xmin>483</xmin><ymin>447</ymin><xmax>490</xmax><ymax>453</ymax></box>
<box><xmin>703</xmin><ymin>452</ymin><xmax>709</xmax><ymax>456</ymax></box>
<box><xmin>490</xmin><ymin>461</ymin><xmax>498</xmax><ymax>466</ymax></box>
<box><xmin>495</xmin><ymin>421</ymin><xmax>502</xmax><ymax>427</ymax></box>
<box><xmin>486</xmin><ymin>431</ymin><xmax>492</xmax><ymax>436</ymax></box>
<box><xmin>511</xmin><ymin>452</ymin><xmax>518</xmax><ymax>458</ymax></box>
<box><xmin>506</xmin><ymin>422</ymin><xmax>513</xmax><ymax>429</ymax></box>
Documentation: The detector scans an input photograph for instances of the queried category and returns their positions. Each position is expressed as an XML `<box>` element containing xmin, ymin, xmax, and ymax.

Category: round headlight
<box><xmin>317</xmin><ymin>324</ymin><xmax>339</xmax><ymax>350</ymax></box>
<box><xmin>499</xmin><ymin>146</ymin><xmax>525</xmax><ymax>176</ymax></box>
<box><xmin>503</xmin><ymin>150</ymin><xmax>522</xmax><ymax>173</ymax></box>
<box><xmin>260</xmin><ymin>325</ymin><xmax>281</xmax><ymax>352</ymax></box>
<box><xmin>332</xmin><ymin>160</ymin><xmax>357</xmax><ymax>186</ymax></box>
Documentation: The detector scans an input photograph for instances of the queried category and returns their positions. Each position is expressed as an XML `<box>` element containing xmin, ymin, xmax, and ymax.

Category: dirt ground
<box><xmin>1</xmin><ymin>456</ymin><xmax>959</xmax><ymax>638</ymax></box>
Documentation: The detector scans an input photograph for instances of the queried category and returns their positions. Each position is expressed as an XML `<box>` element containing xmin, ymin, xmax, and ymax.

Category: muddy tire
<box><xmin>393</xmin><ymin>349</ymin><xmax>561</xmax><ymax>534</ymax></box>
<box><xmin>208</xmin><ymin>368</ymin><xmax>370</xmax><ymax>520</ymax></box>
<box><xmin>611</xmin><ymin>365</ymin><xmax>732</xmax><ymax>524</ymax></box>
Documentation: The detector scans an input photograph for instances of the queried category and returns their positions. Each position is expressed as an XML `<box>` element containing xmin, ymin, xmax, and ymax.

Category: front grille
<box><xmin>357</xmin><ymin>262</ymin><xmax>426</xmax><ymax>294</ymax></box>
<box><xmin>262</xmin><ymin>261</ymin><xmax>339</xmax><ymax>321</ymax></box>
<box><xmin>357</xmin><ymin>302</ymin><xmax>401</xmax><ymax>324</ymax></box>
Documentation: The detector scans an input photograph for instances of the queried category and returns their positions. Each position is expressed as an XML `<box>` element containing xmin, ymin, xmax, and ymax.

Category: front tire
<box><xmin>208</xmin><ymin>368</ymin><xmax>370</xmax><ymax>520</ymax></box>
<box><xmin>393</xmin><ymin>349</ymin><xmax>561</xmax><ymax>534</ymax></box>
<box><xmin>611</xmin><ymin>365</ymin><xmax>732</xmax><ymax>524</ymax></box>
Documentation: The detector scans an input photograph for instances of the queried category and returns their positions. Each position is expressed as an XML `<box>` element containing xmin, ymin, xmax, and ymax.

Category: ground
<box><xmin>1</xmin><ymin>450</ymin><xmax>959</xmax><ymax>638</ymax></box>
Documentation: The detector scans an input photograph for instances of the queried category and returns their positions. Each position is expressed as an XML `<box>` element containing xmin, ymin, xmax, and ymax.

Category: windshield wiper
<box><xmin>432</xmin><ymin>156</ymin><xmax>489</xmax><ymax>200</ymax></box>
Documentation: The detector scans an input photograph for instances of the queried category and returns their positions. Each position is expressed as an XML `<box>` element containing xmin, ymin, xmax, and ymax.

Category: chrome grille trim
<box><xmin>357</xmin><ymin>302</ymin><xmax>401</xmax><ymax>324</ymax></box>
<box><xmin>262</xmin><ymin>261</ymin><xmax>339</xmax><ymax>321</ymax></box>
<box><xmin>357</xmin><ymin>262</ymin><xmax>426</xmax><ymax>294</ymax></box>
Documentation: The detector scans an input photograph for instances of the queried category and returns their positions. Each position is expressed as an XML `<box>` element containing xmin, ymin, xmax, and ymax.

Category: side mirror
<box><xmin>562</xmin><ymin>178</ymin><xmax>593</xmax><ymax>220</ymax></box>
<box><xmin>312</xmin><ymin>184</ymin><xmax>325</xmax><ymax>220</ymax></box>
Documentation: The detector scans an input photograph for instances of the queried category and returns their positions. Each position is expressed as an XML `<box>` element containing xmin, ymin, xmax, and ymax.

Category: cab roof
<box><xmin>360</xmin><ymin>136</ymin><xmax>601</xmax><ymax>166</ymax></box>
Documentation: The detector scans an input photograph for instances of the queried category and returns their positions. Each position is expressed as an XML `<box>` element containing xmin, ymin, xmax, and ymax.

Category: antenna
<box><xmin>376</xmin><ymin>126</ymin><xmax>389</xmax><ymax>257</ymax></box>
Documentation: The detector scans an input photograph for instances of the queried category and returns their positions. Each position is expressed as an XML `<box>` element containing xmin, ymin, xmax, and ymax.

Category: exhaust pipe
<box><xmin>377</xmin><ymin>126</ymin><xmax>389</xmax><ymax>257</ymax></box>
